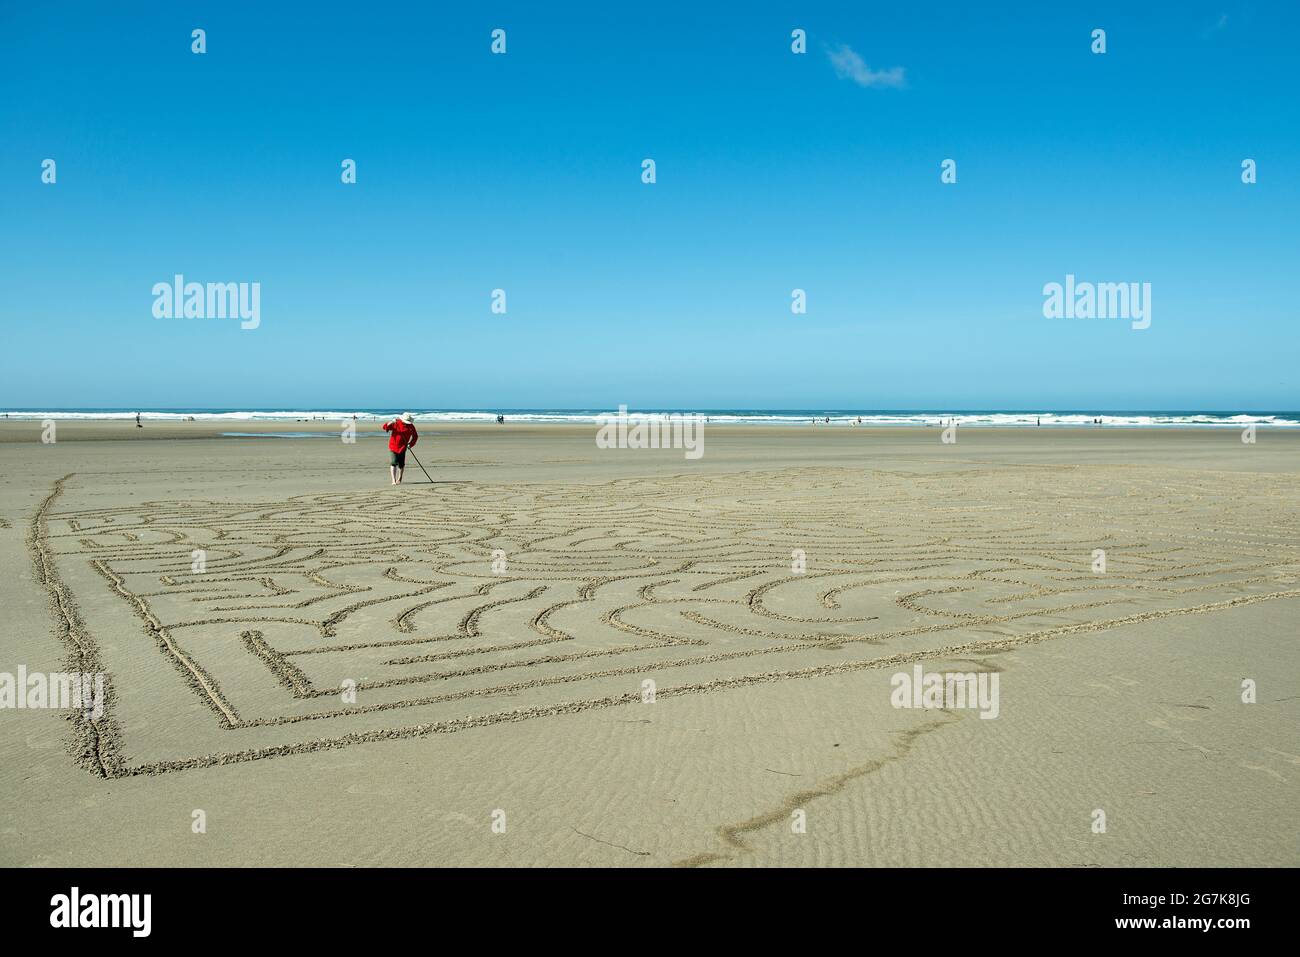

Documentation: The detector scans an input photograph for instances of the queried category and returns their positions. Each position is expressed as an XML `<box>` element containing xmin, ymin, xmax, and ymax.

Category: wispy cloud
<box><xmin>1202</xmin><ymin>13</ymin><xmax>1229</xmax><ymax>38</ymax></box>
<box><xmin>827</xmin><ymin>44</ymin><xmax>905</xmax><ymax>89</ymax></box>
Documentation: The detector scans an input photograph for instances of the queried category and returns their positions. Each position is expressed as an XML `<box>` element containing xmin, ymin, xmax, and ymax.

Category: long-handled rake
<box><xmin>406</xmin><ymin>445</ymin><xmax>434</xmax><ymax>484</ymax></box>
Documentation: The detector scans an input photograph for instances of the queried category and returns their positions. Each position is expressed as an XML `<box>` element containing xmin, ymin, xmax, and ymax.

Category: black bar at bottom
<box><xmin>2</xmin><ymin>866</ymin><xmax>1288</xmax><ymax>942</ymax></box>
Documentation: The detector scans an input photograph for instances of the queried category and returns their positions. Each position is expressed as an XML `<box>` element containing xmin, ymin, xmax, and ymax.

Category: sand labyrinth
<box><xmin>32</xmin><ymin>466</ymin><xmax>1300</xmax><ymax>777</ymax></box>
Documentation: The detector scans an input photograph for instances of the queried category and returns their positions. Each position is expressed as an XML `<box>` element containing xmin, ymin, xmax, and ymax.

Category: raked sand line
<box><xmin>30</xmin><ymin>465</ymin><xmax>1300</xmax><ymax>778</ymax></box>
<box><xmin>52</xmin><ymin>589</ymin><xmax>1300</xmax><ymax>777</ymax></box>
<box><xmin>27</xmin><ymin>475</ymin><xmax>123</xmax><ymax>776</ymax></box>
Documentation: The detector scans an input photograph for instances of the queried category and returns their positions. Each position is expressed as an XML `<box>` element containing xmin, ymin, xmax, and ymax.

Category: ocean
<box><xmin>2</xmin><ymin>409</ymin><xmax>1298</xmax><ymax>428</ymax></box>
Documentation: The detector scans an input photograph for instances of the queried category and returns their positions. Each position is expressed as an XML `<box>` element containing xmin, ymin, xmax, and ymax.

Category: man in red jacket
<box><xmin>382</xmin><ymin>412</ymin><xmax>419</xmax><ymax>485</ymax></box>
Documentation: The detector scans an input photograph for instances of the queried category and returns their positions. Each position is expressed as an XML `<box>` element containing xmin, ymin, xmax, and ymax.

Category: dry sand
<box><xmin>0</xmin><ymin>422</ymin><xmax>1297</xmax><ymax>866</ymax></box>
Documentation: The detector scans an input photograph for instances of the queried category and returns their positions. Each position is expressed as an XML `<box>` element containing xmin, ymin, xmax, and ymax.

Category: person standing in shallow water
<box><xmin>382</xmin><ymin>412</ymin><xmax>418</xmax><ymax>485</ymax></box>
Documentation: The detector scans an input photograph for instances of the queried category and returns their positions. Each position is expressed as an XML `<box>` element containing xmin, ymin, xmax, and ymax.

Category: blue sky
<box><xmin>1</xmin><ymin>1</ymin><xmax>1296</xmax><ymax>410</ymax></box>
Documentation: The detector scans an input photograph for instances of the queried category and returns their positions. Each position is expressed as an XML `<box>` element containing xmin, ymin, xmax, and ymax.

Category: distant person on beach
<box><xmin>135</xmin><ymin>412</ymin><xmax>142</xmax><ymax>428</ymax></box>
<box><xmin>382</xmin><ymin>412</ymin><xmax>419</xmax><ymax>485</ymax></box>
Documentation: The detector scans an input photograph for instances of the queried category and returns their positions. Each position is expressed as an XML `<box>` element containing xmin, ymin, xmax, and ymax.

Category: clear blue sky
<box><xmin>1</xmin><ymin>1</ymin><xmax>1296</xmax><ymax>410</ymax></box>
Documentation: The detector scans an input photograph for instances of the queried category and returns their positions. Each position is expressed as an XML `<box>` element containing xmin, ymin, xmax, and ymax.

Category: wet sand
<box><xmin>0</xmin><ymin>425</ymin><xmax>1296</xmax><ymax>866</ymax></box>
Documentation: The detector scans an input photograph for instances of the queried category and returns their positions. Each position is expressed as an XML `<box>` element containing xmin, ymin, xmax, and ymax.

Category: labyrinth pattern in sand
<box><xmin>33</xmin><ymin>466</ymin><xmax>1300</xmax><ymax>777</ymax></box>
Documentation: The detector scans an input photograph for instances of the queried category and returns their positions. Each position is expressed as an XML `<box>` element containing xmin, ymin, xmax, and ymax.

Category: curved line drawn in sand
<box><xmin>676</xmin><ymin>655</ymin><xmax>1004</xmax><ymax>867</ymax></box>
<box><xmin>29</xmin><ymin>475</ymin><xmax>124</xmax><ymax>776</ymax></box>
<box><xmin>673</xmin><ymin>713</ymin><xmax>961</xmax><ymax>868</ymax></box>
<box><xmin>30</xmin><ymin>467</ymin><xmax>1300</xmax><ymax>778</ymax></box>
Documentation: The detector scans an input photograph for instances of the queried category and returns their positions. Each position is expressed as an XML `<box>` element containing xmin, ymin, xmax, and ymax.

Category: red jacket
<box><xmin>383</xmin><ymin>420</ymin><xmax>418</xmax><ymax>452</ymax></box>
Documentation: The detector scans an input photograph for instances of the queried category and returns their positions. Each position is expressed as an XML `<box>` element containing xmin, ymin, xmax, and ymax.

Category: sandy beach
<box><xmin>1</xmin><ymin>423</ymin><xmax>1296</xmax><ymax>867</ymax></box>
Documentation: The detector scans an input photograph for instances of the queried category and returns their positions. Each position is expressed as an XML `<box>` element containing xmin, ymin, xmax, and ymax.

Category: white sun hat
<box><xmin>400</xmin><ymin>412</ymin><xmax>414</xmax><ymax>424</ymax></box>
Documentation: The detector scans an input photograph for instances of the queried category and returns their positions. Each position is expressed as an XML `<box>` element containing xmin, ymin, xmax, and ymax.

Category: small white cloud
<box><xmin>828</xmin><ymin>44</ymin><xmax>905</xmax><ymax>89</ymax></box>
<box><xmin>1203</xmin><ymin>13</ymin><xmax>1229</xmax><ymax>37</ymax></box>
